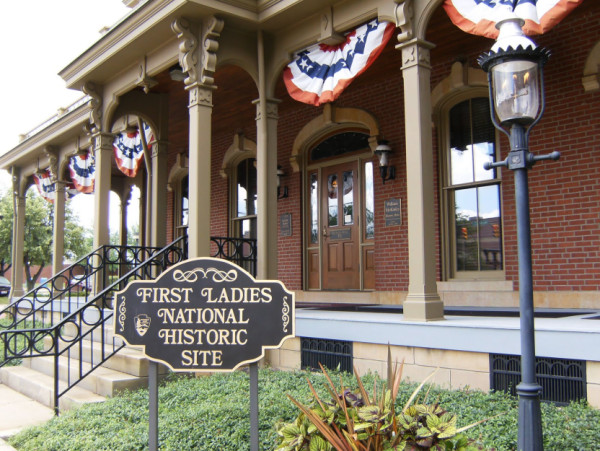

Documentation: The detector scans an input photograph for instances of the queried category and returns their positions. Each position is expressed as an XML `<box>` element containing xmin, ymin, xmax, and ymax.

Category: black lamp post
<box><xmin>479</xmin><ymin>15</ymin><xmax>559</xmax><ymax>450</ymax></box>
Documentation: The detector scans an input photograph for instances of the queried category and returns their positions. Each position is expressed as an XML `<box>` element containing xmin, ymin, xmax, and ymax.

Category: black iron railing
<box><xmin>211</xmin><ymin>236</ymin><xmax>257</xmax><ymax>277</ymax></box>
<box><xmin>0</xmin><ymin>235</ymin><xmax>257</xmax><ymax>414</ymax></box>
<box><xmin>0</xmin><ymin>244</ymin><xmax>163</xmax><ymax>351</ymax></box>
<box><xmin>0</xmin><ymin>235</ymin><xmax>188</xmax><ymax>414</ymax></box>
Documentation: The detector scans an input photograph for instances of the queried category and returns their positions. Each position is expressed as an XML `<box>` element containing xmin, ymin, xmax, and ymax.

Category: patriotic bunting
<box><xmin>33</xmin><ymin>169</ymin><xmax>79</xmax><ymax>203</ymax></box>
<box><xmin>33</xmin><ymin>170</ymin><xmax>56</xmax><ymax>203</ymax></box>
<box><xmin>113</xmin><ymin>122</ymin><xmax>154</xmax><ymax>177</ymax></box>
<box><xmin>443</xmin><ymin>0</ymin><xmax>583</xmax><ymax>38</ymax></box>
<box><xmin>69</xmin><ymin>152</ymin><xmax>95</xmax><ymax>194</ymax></box>
<box><xmin>284</xmin><ymin>19</ymin><xmax>395</xmax><ymax>106</ymax></box>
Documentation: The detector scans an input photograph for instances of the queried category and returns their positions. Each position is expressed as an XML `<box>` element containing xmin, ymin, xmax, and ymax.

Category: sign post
<box><xmin>114</xmin><ymin>258</ymin><xmax>295</xmax><ymax>448</ymax></box>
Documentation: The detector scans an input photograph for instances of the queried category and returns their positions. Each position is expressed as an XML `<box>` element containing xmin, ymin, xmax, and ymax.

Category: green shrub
<box><xmin>7</xmin><ymin>369</ymin><xmax>600</xmax><ymax>450</ymax></box>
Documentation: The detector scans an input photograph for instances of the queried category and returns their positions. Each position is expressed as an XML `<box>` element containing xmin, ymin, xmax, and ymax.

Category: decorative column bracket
<box><xmin>171</xmin><ymin>16</ymin><xmax>224</xmax><ymax>89</ymax></box>
<box><xmin>137</xmin><ymin>56</ymin><xmax>158</xmax><ymax>94</ymax></box>
<box><xmin>82</xmin><ymin>81</ymin><xmax>103</xmax><ymax>135</ymax></box>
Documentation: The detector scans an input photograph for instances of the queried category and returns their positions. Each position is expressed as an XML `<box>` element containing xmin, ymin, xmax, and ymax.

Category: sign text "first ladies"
<box><xmin>136</xmin><ymin>287</ymin><xmax>273</xmax><ymax>304</ymax></box>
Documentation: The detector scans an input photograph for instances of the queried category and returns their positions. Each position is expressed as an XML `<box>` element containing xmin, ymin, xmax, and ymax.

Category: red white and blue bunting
<box><xmin>33</xmin><ymin>170</ymin><xmax>56</xmax><ymax>203</ymax></box>
<box><xmin>283</xmin><ymin>19</ymin><xmax>395</xmax><ymax>106</ymax></box>
<box><xmin>69</xmin><ymin>152</ymin><xmax>95</xmax><ymax>194</ymax></box>
<box><xmin>33</xmin><ymin>169</ymin><xmax>79</xmax><ymax>203</ymax></box>
<box><xmin>113</xmin><ymin>122</ymin><xmax>154</xmax><ymax>178</ymax></box>
<box><xmin>443</xmin><ymin>0</ymin><xmax>583</xmax><ymax>38</ymax></box>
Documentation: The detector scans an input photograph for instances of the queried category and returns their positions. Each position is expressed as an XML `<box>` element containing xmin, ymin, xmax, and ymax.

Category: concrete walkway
<box><xmin>0</xmin><ymin>383</ymin><xmax>54</xmax><ymax>449</ymax></box>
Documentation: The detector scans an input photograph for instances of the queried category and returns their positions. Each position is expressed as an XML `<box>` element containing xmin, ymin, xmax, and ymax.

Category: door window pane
<box><xmin>342</xmin><ymin>171</ymin><xmax>354</xmax><ymax>225</ymax></box>
<box><xmin>328</xmin><ymin>174</ymin><xmax>338</xmax><ymax>226</ymax></box>
<box><xmin>310</xmin><ymin>172</ymin><xmax>318</xmax><ymax>244</ymax></box>
<box><xmin>365</xmin><ymin>162</ymin><xmax>374</xmax><ymax>240</ymax></box>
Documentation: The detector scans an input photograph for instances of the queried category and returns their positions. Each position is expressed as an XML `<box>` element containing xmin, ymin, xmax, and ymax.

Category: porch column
<box><xmin>172</xmin><ymin>16</ymin><xmax>223</xmax><ymax>258</ymax></box>
<box><xmin>10</xmin><ymin>168</ymin><xmax>25</xmax><ymax>299</ymax></box>
<box><xmin>151</xmin><ymin>140</ymin><xmax>168</xmax><ymax>248</ymax></box>
<box><xmin>118</xmin><ymin>183</ymin><xmax>132</xmax><ymax>248</ymax></box>
<box><xmin>254</xmin><ymin>98</ymin><xmax>280</xmax><ymax>279</ymax></box>
<box><xmin>93</xmin><ymin>132</ymin><xmax>114</xmax><ymax>249</ymax></box>
<box><xmin>187</xmin><ymin>84</ymin><xmax>214</xmax><ymax>258</ymax></box>
<box><xmin>52</xmin><ymin>180</ymin><xmax>66</xmax><ymax>277</ymax></box>
<box><xmin>398</xmin><ymin>39</ymin><xmax>444</xmax><ymax>321</ymax></box>
<box><xmin>144</xmin><ymin>168</ymin><xmax>152</xmax><ymax>248</ymax></box>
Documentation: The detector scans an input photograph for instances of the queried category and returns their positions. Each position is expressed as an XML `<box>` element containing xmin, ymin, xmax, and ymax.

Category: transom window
<box><xmin>444</xmin><ymin>97</ymin><xmax>503</xmax><ymax>276</ymax></box>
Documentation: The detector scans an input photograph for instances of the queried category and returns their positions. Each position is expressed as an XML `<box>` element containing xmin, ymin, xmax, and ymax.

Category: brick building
<box><xmin>1</xmin><ymin>0</ymin><xmax>599</xmax><ymax>406</ymax></box>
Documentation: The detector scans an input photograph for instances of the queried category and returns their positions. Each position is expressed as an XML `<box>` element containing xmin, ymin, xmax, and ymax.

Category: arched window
<box><xmin>232</xmin><ymin>158</ymin><xmax>257</xmax><ymax>239</ymax></box>
<box><xmin>442</xmin><ymin>97</ymin><xmax>503</xmax><ymax>278</ymax></box>
<box><xmin>168</xmin><ymin>153</ymin><xmax>189</xmax><ymax>239</ymax></box>
<box><xmin>180</xmin><ymin>175</ymin><xmax>188</xmax><ymax>229</ymax></box>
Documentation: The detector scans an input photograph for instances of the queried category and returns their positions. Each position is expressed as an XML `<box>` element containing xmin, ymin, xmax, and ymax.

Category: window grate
<box><xmin>301</xmin><ymin>338</ymin><xmax>353</xmax><ymax>373</ymax></box>
<box><xmin>490</xmin><ymin>354</ymin><xmax>586</xmax><ymax>405</ymax></box>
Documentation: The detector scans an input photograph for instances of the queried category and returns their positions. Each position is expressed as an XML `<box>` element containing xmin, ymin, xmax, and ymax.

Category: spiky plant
<box><xmin>275</xmin><ymin>350</ymin><xmax>489</xmax><ymax>451</ymax></box>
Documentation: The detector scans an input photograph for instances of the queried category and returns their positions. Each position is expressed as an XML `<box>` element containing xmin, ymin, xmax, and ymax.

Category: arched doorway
<box><xmin>305</xmin><ymin>131</ymin><xmax>377</xmax><ymax>291</ymax></box>
<box><xmin>292</xmin><ymin>105</ymin><xmax>380</xmax><ymax>291</ymax></box>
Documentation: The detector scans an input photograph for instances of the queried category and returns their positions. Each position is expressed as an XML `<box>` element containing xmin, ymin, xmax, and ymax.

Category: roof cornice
<box><xmin>0</xmin><ymin>104</ymin><xmax>90</xmax><ymax>169</ymax></box>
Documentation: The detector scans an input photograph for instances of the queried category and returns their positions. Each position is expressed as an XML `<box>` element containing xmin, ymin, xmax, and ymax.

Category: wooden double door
<box><xmin>307</xmin><ymin>160</ymin><xmax>374</xmax><ymax>291</ymax></box>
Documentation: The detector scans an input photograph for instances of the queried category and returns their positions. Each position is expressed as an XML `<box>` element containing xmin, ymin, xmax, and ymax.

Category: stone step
<box><xmin>24</xmin><ymin>356</ymin><xmax>148</xmax><ymax>398</ymax></box>
<box><xmin>56</xmin><ymin>321</ymin><xmax>120</xmax><ymax>345</ymax></box>
<box><xmin>0</xmin><ymin>365</ymin><xmax>105</xmax><ymax>411</ymax></box>
<box><xmin>43</xmin><ymin>336</ymin><xmax>168</xmax><ymax>377</ymax></box>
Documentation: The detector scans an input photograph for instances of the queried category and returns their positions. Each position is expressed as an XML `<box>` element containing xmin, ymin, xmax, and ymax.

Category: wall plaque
<box><xmin>384</xmin><ymin>198</ymin><xmax>402</xmax><ymax>226</ymax></box>
<box><xmin>114</xmin><ymin>258</ymin><xmax>295</xmax><ymax>372</ymax></box>
<box><xmin>280</xmin><ymin>213</ymin><xmax>292</xmax><ymax>237</ymax></box>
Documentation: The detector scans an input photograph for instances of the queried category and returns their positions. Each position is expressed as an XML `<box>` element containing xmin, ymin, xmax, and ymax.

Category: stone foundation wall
<box><xmin>266</xmin><ymin>338</ymin><xmax>600</xmax><ymax>408</ymax></box>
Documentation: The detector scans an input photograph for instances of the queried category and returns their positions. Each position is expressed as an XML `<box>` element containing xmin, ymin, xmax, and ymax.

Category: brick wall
<box><xmin>162</xmin><ymin>4</ymin><xmax>599</xmax><ymax>295</ymax></box>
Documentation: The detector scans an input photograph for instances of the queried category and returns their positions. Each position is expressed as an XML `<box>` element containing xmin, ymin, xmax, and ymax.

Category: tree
<box><xmin>0</xmin><ymin>189</ymin><xmax>92</xmax><ymax>290</ymax></box>
<box><xmin>0</xmin><ymin>192</ymin><xmax>13</xmax><ymax>276</ymax></box>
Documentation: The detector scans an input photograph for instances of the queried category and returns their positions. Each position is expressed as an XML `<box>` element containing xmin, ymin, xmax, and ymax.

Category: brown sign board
<box><xmin>280</xmin><ymin>213</ymin><xmax>292</xmax><ymax>237</ymax></box>
<box><xmin>113</xmin><ymin>258</ymin><xmax>295</xmax><ymax>372</ymax></box>
<box><xmin>384</xmin><ymin>198</ymin><xmax>402</xmax><ymax>226</ymax></box>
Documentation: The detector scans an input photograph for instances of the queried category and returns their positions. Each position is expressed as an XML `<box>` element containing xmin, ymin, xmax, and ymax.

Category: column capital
<box><xmin>396</xmin><ymin>38</ymin><xmax>434</xmax><ymax>71</ymax></box>
<box><xmin>151</xmin><ymin>139</ymin><xmax>169</xmax><ymax>158</ymax></box>
<box><xmin>93</xmin><ymin>132</ymin><xmax>116</xmax><ymax>151</ymax></box>
<box><xmin>54</xmin><ymin>179</ymin><xmax>69</xmax><ymax>192</ymax></box>
<box><xmin>253</xmin><ymin>98</ymin><xmax>281</xmax><ymax>120</ymax></box>
<box><xmin>187</xmin><ymin>83</ymin><xmax>215</xmax><ymax>108</ymax></box>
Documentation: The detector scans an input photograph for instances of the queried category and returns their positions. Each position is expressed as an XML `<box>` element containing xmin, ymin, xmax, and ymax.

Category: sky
<box><xmin>0</xmin><ymin>0</ymin><xmax>136</xmax><ymax>231</ymax></box>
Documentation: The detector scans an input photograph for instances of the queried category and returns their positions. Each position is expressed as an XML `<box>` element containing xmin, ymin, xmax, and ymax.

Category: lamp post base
<box><xmin>517</xmin><ymin>381</ymin><xmax>543</xmax><ymax>450</ymax></box>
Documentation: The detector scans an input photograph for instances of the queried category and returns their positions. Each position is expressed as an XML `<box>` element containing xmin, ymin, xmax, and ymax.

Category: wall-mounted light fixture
<box><xmin>169</xmin><ymin>64</ymin><xmax>186</xmax><ymax>82</ymax></box>
<box><xmin>374</xmin><ymin>140</ymin><xmax>395</xmax><ymax>184</ymax></box>
<box><xmin>277</xmin><ymin>165</ymin><xmax>288</xmax><ymax>199</ymax></box>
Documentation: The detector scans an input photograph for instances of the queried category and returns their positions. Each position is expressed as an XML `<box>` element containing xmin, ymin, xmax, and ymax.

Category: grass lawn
<box><xmin>7</xmin><ymin>368</ymin><xmax>600</xmax><ymax>450</ymax></box>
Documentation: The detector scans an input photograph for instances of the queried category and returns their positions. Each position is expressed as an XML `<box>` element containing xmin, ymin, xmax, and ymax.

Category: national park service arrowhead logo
<box><xmin>135</xmin><ymin>314</ymin><xmax>151</xmax><ymax>336</ymax></box>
